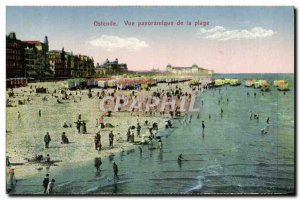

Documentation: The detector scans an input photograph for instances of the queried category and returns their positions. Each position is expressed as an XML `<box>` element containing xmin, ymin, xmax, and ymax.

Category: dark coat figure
<box><xmin>83</xmin><ymin>121</ymin><xmax>87</xmax><ymax>133</ymax></box>
<box><xmin>152</xmin><ymin>122</ymin><xmax>158</xmax><ymax>130</ymax></box>
<box><xmin>42</xmin><ymin>174</ymin><xmax>50</xmax><ymax>193</ymax></box>
<box><xmin>109</xmin><ymin>132</ymin><xmax>114</xmax><ymax>148</ymax></box>
<box><xmin>126</xmin><ymin>129</ymin><xmax>131</xmax><ymax>142</ymax></box>
<box><xmin>75</xmin><ymin>120</ymin><xmax>81</xmax><ymax>133</ymax></box>
<box><xmin>144</xmin><ymin>120</ymin><xmax>148</xmax><ymax>125</ymax></box>
<box><xmin>149</xmin><ymin>128</ymin><xmax>154</xmax><ymax>138</ymax></box>
<box><xmin>266</xmin><ymin>117</ymin><xmax>270</xmax><ymax>124</ymax></box>
<box><xmin>46</xmin><ymin>154</ymin><xmax>51</xmax><ymax>162</ymax></box>
<box><xmin>6</xmin><ymin>156</ymin><xmax>10</xmax><ymax>166</ymax></box>
<box><xmin>202</xmin><ymin>121</ymin><xmax>205</xmax><ymax>130</ymax></box>
<box><xmin>44</xmin><ymin>132</ymin><xmax>51</xmax><ymax>148</ymax></box>
<box><xmin>136</xmin><ymin>123</ymin><xmax>141</xmax><ymax>137</ymax></box>
<box><xmin>38</xmin><ymin>109</ymin><xmax>41</xmax><ymax>117</ymax></box>
<box><xmin>61</xmin><ymin>132</ymin><xmax>69</xmax><ymax>144</ymax></box>
<box><xmin>94</xmin><ymin>133</ymin><xmax>101</xmax><ymax>150</ymax></box>
<box><xmin>170</xmin><ymin>111</ymin><xmax>174</xmax><ymax>118</ymax></box>
<box><xmin>113</xmin><ymin>161</ymin><xmax>119</xmax><ymax>180</ymax></box>
<box><xmin>178</xmin><ymin>154</ymin><xmax>185</xmax><ymax>162</ymax></box>
<box><xmin>167</xmin><ymin>120</ymin><xmax>172</xmax><ymax>128</ymax></box>
<box><xmin>94</xmin><ymin>157</ymin><xmax>102</xmax><ymax>171</ymax></box>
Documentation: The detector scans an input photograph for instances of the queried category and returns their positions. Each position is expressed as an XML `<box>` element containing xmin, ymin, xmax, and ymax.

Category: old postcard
<box><xmin>6</xmin><ymin>6</ymin><xmax>295</xmax><ymax>195</ymax></box>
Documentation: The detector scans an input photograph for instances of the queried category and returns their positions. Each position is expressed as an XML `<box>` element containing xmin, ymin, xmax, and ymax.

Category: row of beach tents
<box><xmin>245</xmin><ymin>79</ymin><xmax>289</xmax><ymax>91</ymax></box>
<box><xmin>64</xmin><ymin>77</ymin><xmax>191</xmax><ymax>90</ymax></box>
<box><xmin>211</xmin><ymin>78</ymin><xmax>289</xmax><ymax>92</ymax></box>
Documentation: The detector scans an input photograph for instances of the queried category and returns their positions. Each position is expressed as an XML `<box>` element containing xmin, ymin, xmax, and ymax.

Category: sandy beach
<box><xmin>6</xmin><ymin>81</ymin><xmax>198</xmax><ymax>180</ymax></box>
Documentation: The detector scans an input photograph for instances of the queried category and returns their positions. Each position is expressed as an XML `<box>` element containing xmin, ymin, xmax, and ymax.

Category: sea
<box><xmin>9</xmin><ymin>73</ymin><xmax>295</xmax><ymax>195</ymax></box>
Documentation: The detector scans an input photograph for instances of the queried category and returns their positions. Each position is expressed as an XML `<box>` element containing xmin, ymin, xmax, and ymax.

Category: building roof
<box><xmin>23</xmin><ymin>41</ymin><xmax>43</xmax><ymax>45</ymax></box>
<box><xmin>171</xmin><ymin>66</ymin><xmax>193</xmax><ymax>69</ymax></box>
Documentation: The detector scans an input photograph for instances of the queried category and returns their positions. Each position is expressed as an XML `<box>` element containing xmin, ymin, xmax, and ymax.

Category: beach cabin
<box><xmin>189</xmin><ymin>80</ymin><xmax>200</xmax><ymax>86</ymax></box>
<box><xmin>107</xmin><ymin>80</ymin><xmax>116</xmax><ymax>88</ymax></box>
<box><xmin>67</xmin><ymin>78</ymin><xmax>87</xmax><ymax>90</ymax></box>
<box><xmin>245</xmin><ymin>80</ymin><xmax>253</xmax><ymax>87</ymax></box>
<box><xmin>6</xmin><ymin>78</ymin><xmax>28</xmax><ymax>88</ymax></box>
<box><xmin>97</xmin><ymin>80</ymin><xmax>108</xmax><ymax>89</ymax></box>
<box><xmin>214</xmin><ymin>79</ymin><xmax>225</xmax><ymax>87</ymax></box>
<box><xmin>229</xmin><ymin>79</ymin><xmax>241</xmax><ymax>86</ymax></box>
<box><xmin>278</xmin><ymin>82</ymin><xmax>289</xmax><ymax>91</ymax></box>
<box><xmin>86</xmin><ymin>78</ymin><xmax>98</xmax><ymax>88</ymax></box>
<box><xmin>273</xmin><ymin>80</ymin><xmax>286</xmax><ymax>87</ymax></box>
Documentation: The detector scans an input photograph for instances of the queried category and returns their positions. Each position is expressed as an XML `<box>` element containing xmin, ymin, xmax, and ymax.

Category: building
<box><xmin>47</xmin><ymin>48</ymin><xmax>68</xmax><ymax>77</ymax></box>
<box><xmin>22</xmin><ymin>36</ymin><xmax>50</xmax><ymax>78</ymax></box>
<box><xmin>6</xmin><ymin>32</ymin><xmax>95</xmax><ymax>79</ymax></box>
<box><xmin>78</xmin><ymin>55</ymin><xmax>95</xmax><ymax>77</ymax></box>
<box><xmin>47</xmin><ymin>49</ymin><xmax>95</xmax><ymax>78</ymax></box>
<box><xmin>6</xmin><ymin>32</ymin><xmax>24</xmax><ymax>78</ymax></box>
<box><xmin>95</xmin><ymin>58</ymin><xmax>127</xmax><ymax>76</ymax></box>
<box><xmin>166</xmin><ymin>64</ymin><xmax>214</xmax><ymax>75</ymax></box>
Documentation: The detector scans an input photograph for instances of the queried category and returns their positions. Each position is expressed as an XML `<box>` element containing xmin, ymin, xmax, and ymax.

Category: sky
<box><xmin>6</xmin><ymin>6</ymin><xmax>294</xmax><ymax>73</ymax></box>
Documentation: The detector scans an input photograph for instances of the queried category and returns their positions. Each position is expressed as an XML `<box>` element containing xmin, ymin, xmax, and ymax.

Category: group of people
<box><xmin>94</xmin><ymin>131</ymin><xmax>115</xmax><ymax>151</ymax></box>
<box><xmin>75</xmin><ymin>120</ymin><xmax>87</xmax><ymax>134</ymax></box>
<box><xmin>9</xmin><ymin>80</ymin><xmax>211</xmax><ymax>195</ymax></box>
<box><xmin>42</xmin><ymin>174</ymin><xmax>55</xmax><ymax>194</ymax></box>
<box><xmin>43</xmin><ymin>132</ymin><xmax>70</xmax><ymax>148</ymax></box>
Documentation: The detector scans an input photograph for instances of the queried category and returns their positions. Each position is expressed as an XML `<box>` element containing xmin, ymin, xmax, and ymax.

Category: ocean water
<box><xmin>10</xmin><ymin>74</ymin><xmax>295</xmax><ymax>195</ymax></box>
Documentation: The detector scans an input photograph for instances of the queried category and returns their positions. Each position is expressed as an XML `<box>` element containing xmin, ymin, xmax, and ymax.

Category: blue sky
<box><xmin>6</xmin><ymin>6</ymin><xmax>294</xmax><ymax>72</ymax></box>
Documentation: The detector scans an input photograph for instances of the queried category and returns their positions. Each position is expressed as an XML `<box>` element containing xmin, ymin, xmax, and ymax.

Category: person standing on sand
<box><xmin>137</xmin><ymin>123</ymin><xmax>141</xmax><ymax>137</ymax></box>
<box><xmin>202</xmin><ymin>121</ymin><xmax>205</xmax><ymax>133</ymax></box>
<box><xmin>61</xmin><ymin>132</ymin><xmax>69</xmax><ymax>144</ymax></box>
<box><xmin>94</xmin><ymin>133</ymin><xmax>101</xmax><ymax>150</ymax></box>
<box><xmin>126</xmin><ymin>128</ymin><xmax>131</xmax><ymax>142</ymax></box>
<box><xmin>6</xmin><ymin>156</ymin><xmax>10</xmax><ymax>166</ymax></box>
<box><xmin>83</xmin><ymin>121</ymin><xmax>87</xmax><ymax>134</ymax></box>
<box><xmin>113</xmin><ymin>161</ymin><xmax>119</xmax><ymax>180</ymax></box>
<box><xmin>75</xmin><ymin>119</ymin><xmax>81</xmax><ymax>133</ymax></box>
<box><xmin>42</xmin><ymin>174</ymin><xmax>50</xmax><ymax>193</ymax></box>
<box><xmin>99</xmin><ymin>115</ymin><xmax>104</xmax><ymax>129</ymax></box>
<box><xmin>130</xmin><ymin>128</ymin><xmax>135</xmax><ymax>143</ymax></box>
<box><xmin>44</xmin><ymin>132</ymin><xmax>51</xmax><ymax>148</ymax></box>
<box><xmin>109</xmin><ymin>131</ymin><xmax>114</xmax><ymax>148</ymax></box>
<box><xmin>17</xmin><ymin>111</ymin><xmax>20</xmax><ymax>119</ymax></box>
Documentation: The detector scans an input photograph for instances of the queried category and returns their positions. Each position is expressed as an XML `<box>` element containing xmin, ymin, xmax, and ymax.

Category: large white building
<box><xmin>166</xmin><ymin>64</ymin><xmax>214</xmax><ymax>75</ymax></box>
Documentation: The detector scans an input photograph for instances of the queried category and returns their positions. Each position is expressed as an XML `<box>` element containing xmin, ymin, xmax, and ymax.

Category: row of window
<box><xmin>6</xmin><ymin>49</ymin><xmax>23</xmax><ymax>54</ymax></box>
<box><xmin>6</xmin><ymin>56</ymin><xmax>23</xmax><ymax>60</ymax></box>
<box><xmin>7</xmin><ymin>62</ymin><xmax>23</xmax><ymax>68</ymax></box>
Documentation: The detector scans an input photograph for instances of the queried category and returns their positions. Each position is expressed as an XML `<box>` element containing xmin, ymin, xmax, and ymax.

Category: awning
<box><xmin>26</xmin><ymin>71</ymin><xmax>38</xmax><ymax>76</ymax></box>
